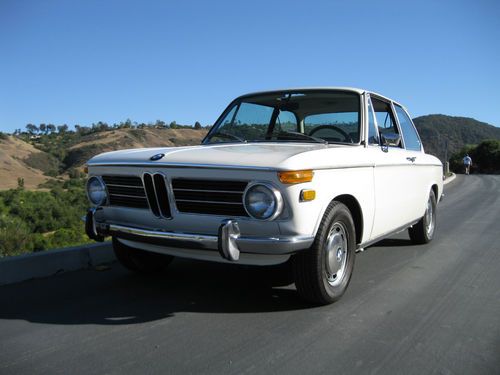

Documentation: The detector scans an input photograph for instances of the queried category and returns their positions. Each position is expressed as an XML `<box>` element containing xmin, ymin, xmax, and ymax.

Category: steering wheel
<box><xmin>308</xmin><ymin>125</ymin><xmax>353</xmax><ymax>143</ymax></box>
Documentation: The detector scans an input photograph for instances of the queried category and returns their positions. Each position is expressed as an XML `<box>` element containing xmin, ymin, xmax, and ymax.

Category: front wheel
<box><xmin>112</xmin><ymin>237</ymin><xmax>173</xmax><ymax>273</ymax></box>
<box><xmin>409</xmin><ymin>189</ymin><xmax>437</xmax><ymax>244</ymax></box>
<box><xmin>292</xmin><ymin>201</ymin><xmax>356</xmax><ymax>305</ymax></box>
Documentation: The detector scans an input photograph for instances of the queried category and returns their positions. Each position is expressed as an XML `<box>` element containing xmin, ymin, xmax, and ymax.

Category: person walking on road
<box><xmin>463</xmin><ymin>154</ymin><xmax>472</xmax><ymax>175</ymax></box>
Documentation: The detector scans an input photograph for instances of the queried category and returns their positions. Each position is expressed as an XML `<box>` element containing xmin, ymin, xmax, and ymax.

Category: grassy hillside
<box><xmin>414</xmin><ymin>115</ymin><xmax>500</xmax><ymax>162</ymax></box>
<box><xmin>64</xmin><ymin>128</ymin><xmax>208</xmax><ymax>170</ymax></box>
<box><xmin>1</xmin><ymin>128</ymin><xmax>208</xmax><ymax>190</ymax></box>
<box><xmin>0</xmin><ymin>136</ymin><xmax>56</xmax><ymax>190</ymax></box>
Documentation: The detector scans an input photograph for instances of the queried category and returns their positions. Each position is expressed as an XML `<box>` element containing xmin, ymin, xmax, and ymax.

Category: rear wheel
<box><xmin>292</xmin><ymin>201</ymin><xmax>356</xmax><ymax>305</ymax></box>
<box><xmin>112</xmin><ymin>237</ymin><xmax>173</xmax><ymax>273</ymax></box>
<box><xmin>409</xmin><ymin>190</ymin><xmax>437</xmax><ymax>244</ymax></box>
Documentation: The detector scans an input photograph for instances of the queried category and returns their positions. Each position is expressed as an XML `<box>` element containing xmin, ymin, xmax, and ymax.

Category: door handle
<box><xmin>406</xmin><ymin>157</ymin><xmax>416</xmax><ymax>163</ymax></box>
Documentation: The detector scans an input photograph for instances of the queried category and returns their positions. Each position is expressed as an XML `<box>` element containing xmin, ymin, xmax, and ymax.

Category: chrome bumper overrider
<box><xmin>85</xmin><ymin>209</ymin><xmax>314</xmax><ymax>262</ymax></box>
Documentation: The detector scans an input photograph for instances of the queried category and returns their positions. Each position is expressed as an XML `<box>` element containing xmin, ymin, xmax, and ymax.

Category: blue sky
<box><xmin>1</xmin><ymin>0</ymin><xmax>499</xmax><ymax>133</ymax></box>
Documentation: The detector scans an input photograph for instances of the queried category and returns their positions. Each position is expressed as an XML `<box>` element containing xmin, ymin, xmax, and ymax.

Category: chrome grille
<box><xmin>172</xmin><ymin>179</ymin><xmax>249</xmax><ymax>217</ymax></box>
<box><xmin>143</xmin><ymin>173</ymin><xmax>172</xmax><ymax>218</ymax></box>
<box><xmin>102</xmin><ymin>175</ymin><xmax>149</xmax><ymax>209</ymax></box>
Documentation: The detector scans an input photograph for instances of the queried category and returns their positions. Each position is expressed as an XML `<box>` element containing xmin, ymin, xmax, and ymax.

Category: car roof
<box><xmin>237</xmin><ymin>87</ymin><xmax>402</xmax><ymax>106</ymax></box>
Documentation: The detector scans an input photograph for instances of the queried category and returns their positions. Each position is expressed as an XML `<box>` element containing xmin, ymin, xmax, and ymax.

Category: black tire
<box><xmin>409</xmin><ymin>189</ymin><xmax>437</xmax><ymax>244</ymax></box>
<box><xmin>292</xmin><ymin>201</ymin><xmax>356</xmax><ymax>305</ymax></box>
<box><xmin>112</xmin><ymin>237</ymin><xmax>173</xmax><ymax>273</ymax></box>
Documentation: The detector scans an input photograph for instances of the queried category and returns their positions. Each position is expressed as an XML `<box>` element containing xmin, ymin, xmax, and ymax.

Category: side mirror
<box><xmin>380</xmin><ymin>132</ymin><xmax>401</xmax><ymax>147</ymax></box>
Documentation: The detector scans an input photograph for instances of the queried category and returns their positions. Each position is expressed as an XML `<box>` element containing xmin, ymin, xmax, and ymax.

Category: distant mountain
<box><xmin>413</xmin><ymin>115</ymin><xmax>500</xmax><ymax>162</ymax></box>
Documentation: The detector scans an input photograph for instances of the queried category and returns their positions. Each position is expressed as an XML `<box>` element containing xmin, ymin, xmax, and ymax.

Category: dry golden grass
<box><xmin>0</xmin><ymin>129</ymin><xmax>208</xmax><ymax>190</ymax></box>
<box><xmin>0</xmin><ymin>136</ymin><xmax>53</xmax><ymax>190</ymax></box>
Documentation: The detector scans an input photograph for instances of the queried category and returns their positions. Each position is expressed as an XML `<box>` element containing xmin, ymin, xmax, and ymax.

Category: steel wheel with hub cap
<box><xmin>292</xmin><ymin>201</ymin><xmax>356</xmax><ymax>305</ymax></box>
<box><xmin>409</xmin><ymin>189</ymin><xmax>437</xmax><ymax>244</ymax></box>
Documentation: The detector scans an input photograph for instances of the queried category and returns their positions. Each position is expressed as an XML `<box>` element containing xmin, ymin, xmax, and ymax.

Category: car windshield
<box><xmin>205</xmin><ymin>90</ymin><xmax>361</xmax><ymax>145</ymax></box>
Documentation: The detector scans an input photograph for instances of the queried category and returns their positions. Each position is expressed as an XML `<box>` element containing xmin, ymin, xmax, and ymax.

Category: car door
<box><xmin>367</xmin><ymin>95</ymin><xmax>419</xmax><ymax>239</ymax></box>
<box><xmin>393</xmin><ymin>103</ymin><xmax>430</xmax><ymax>221</ymax></box>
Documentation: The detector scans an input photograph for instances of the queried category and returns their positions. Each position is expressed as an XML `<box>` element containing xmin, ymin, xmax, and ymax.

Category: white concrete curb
<box><xmin>0</xmin><ymin>242</ymin><xmax>115</xmax><ymax>286</ymax></box>
<box><xmin>443</xmin><ymin>173</ymin><xmax>456</xmax><ymax>185</ymax></box>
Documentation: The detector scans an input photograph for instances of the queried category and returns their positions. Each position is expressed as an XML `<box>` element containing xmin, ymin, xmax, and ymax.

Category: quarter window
<box><xmin>394</xmin><ymin>105</ymin><xmax>421</xmax><ymax>151</ymax></box>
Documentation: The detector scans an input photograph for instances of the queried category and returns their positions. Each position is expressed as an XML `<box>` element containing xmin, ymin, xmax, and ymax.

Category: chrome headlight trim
<box><xmin>243</xmin><ymin>182</ymin><xmax>284</xmax><ymax>221</ymax></box>
<box><xmin>86</xmin><ymin>176</ymin><xmax>108</xmax><ymax>206</ymax></box>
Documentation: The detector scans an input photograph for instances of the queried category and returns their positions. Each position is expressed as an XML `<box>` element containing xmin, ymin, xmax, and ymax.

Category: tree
<box><xmin>57</xmin><ymin>124</ymin><xmax>68</xmax><ymax>134</ymax></box>
<box><xmin>17</xmin><ymin>178</ymin><xmax>25</xmax><ymax>190</ymax></box>
<box><xmin>169</xmin><ymin>121</ymin><xmax>178</xmax><ymax>129</ymax></box>
<box><xmin>47</xmin><ymin>124</ymin><xmax>56</xmax><ymax>134</ymax></box>
<box><xmin>39</xmin><ymin>123</ymin><xmax>47</xmax><ymax>134</ymax></box>
<box><xmin>194</xmin><ymin>121</ymin><xmax>202</xmax><ymax>129</ymax></box>
<box><xmin>26</xmin><ymin>123</ymin><xmax>38</xmax><ymax>135</ymax></box>
<box><xmin>155</xmin><ymin>120</ymin><xmax>166</xmax><ymax>128</ymax></box>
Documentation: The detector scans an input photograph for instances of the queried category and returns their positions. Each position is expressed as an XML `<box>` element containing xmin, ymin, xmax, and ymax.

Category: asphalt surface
<box><xmin>1</xmin><ymin>175</ymin><xmax>499</xmax><ymax>375</ymax></box>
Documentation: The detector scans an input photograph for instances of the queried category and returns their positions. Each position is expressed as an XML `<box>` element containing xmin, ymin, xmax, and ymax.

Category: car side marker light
<box><xmin>300</xmin><ymin>189</ymin><xmax>316</xmax><ymax>202</ymax></box>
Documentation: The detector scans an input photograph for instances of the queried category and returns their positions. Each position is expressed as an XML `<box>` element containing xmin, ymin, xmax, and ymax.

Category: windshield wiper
<box><xmin>278</xmin><ymin>131</ymin><xmax>327</xmax><ymax>144</ymax></box>
<box><xmin>208</xmin><ymin>132</ymin><xmax>246</xmax><ymax>143</ymax></box>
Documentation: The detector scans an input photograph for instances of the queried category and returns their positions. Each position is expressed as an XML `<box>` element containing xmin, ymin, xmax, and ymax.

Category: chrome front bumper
<box><xmin>85</xmin><ymin>209</ymin><xmax>314</xmax><ymax>262</ymax></box>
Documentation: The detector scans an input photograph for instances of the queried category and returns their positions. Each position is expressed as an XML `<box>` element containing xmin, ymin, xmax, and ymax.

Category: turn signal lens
<box><xmin>83</xmin><ymin>165</ymin><xmax>89</xmax><ymax>174</ymax></box>
<box><xmin>278</xmin><ymin>170</ymin><xmax>314</xmax><ymax>184</ymax></box>
<box><xmin>300</xmin><ymin>189</ymin><xmax>316</xmax><ymax>201</ymax></box>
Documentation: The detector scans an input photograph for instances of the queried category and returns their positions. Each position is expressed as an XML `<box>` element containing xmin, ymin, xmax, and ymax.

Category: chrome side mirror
<box><xmin>380</xmin><ymin>132</ymin><xmax>401</xmax><ymax>147</ymax></box>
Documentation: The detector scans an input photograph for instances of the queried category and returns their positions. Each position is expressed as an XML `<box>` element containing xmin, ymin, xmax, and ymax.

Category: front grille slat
<box><xmin>109</xmin><ymin>195</ymin><xmax>149</xmax><ymax>209</ymax></box>
<box><xmin>172</xmin><ymin>179</ymin><xmax>248</xmax><ymax>192</ymax></box>
<box><xmin>174</xmin><ymin>190</ymin><xmax>243</xmax><ymax>203</ymax></box>
<box><xmin>153</xmin><ymin>174</ymin><xmax>172</xmax><ymax>218</ymax></box>
<box><xmin>172</xmin><ymin>178</ymin><xmax>249</xmax><ymax>217</ymax></box>
<box><xmin>102</xmin><ymin>175</ymin><xmax>149</xmax><ymax>209</ymax></box>
<box><xmin>143</xmin><ymin>173</ymin><xmax>161</xmax><ymax>217</ymax></box>
<box><xmin>106</xmin><ymin>185</ymin><xmax>146</xmax><ymax>197</ymax></box>
<box><xmin>102</xmin><ymin>175</ymin><xmax>143</xmax><ymax>187</ymax></box>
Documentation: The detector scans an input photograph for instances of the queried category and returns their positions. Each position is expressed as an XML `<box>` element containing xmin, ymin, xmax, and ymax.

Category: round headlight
<box><xmin>243</xmin><ymin>183</ymin><xmax>283</xmax><ymax>220</ymax></box>
<box><xmin>86</xmin><ymin>176</ymin><xmax>107</xmax><ymax>206</ymax></box>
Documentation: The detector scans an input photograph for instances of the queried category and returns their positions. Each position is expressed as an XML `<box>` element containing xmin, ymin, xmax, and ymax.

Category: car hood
<box><xmin>87</xmin><ymin>142</ymin><xmax>368</xmax><ymax>170</ymax></box>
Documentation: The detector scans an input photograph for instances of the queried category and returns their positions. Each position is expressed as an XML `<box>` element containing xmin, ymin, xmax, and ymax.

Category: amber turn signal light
<box><xmin>83</xmin><ymin>165</ymin><xmax>88</xmax><ymax>174</ymax></box>
<box><xmin>300</xmin><ymin>189</ymin><xmax>316</xmax><ymax>201</ymax></box>
<box><xmin>278</xmin><ymin>170</ymin><xmax>314</xmax><ymax>184</ymax></box>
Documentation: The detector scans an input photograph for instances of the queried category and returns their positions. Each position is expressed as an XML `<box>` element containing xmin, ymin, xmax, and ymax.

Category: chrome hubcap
<box><xmin>325</xmin><ymin>222</ymin><xmax>348</xmax><ymax>286</ymax></box>
<box><xmin>425</xmin><ymin>197</ymin><xmax>434</xmax><ymax>236</ymax></box>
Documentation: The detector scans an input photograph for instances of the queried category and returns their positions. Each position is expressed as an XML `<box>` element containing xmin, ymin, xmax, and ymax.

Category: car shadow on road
<box><xmin>369</xmin><ymin>238</ymin><xmax>414</xmax><ymax>248</ymax></box>
<box><xmin>0</xmin><ymin>258</ymin><xmax>313</xmax><ymax>326</ymax></box>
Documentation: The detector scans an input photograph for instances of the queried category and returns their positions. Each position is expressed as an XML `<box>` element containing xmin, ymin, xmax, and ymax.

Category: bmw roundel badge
<box><xmin>150</xmin><ymin>153</ymin><xmax>165</xmax><ymax>161</ymax></box>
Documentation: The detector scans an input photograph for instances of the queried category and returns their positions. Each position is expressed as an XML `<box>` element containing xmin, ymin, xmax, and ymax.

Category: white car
<box><xmin>85</xmin><ymin>88</ymin><xmax>443</xmax><ymax>304</ymax></box>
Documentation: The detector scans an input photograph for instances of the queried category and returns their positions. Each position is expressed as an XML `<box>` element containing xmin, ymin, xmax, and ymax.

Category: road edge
<box><xmin>0</xmin><ymin>242</ymin><xmax>115</xmax><ymax>286</ymax></box>
<box><xmin>443</xmin><ymin>173</ymin><xmax>456</xmax><ymax>185</ymax></box>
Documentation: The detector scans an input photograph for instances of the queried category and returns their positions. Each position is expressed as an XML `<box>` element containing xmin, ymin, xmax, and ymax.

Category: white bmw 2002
<box><xmin>85</xmin><ymin>88</ymin><xmax>443</xmax><ymax>304</ymax></box>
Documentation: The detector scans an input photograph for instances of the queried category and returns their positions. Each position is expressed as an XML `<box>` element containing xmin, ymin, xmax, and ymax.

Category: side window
<box><xmin>367</xmin><ymin>97</ymin><xmax>379</xmax><ymax>145</ymax></box>
<box><xmin>394</xmin><ymin>105</ymin><xmax>421</xmax><ymax>151</ymax></box>
<box><xmin>370</xmin><ymin>97</ymin><xmax>401</xmax><ymax>147</ymax></box>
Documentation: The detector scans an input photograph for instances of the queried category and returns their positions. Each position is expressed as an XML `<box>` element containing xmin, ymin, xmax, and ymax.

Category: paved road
<box><xmin>1</xmin><ymin>175</ymin><xmax>499</xmax><ymax>375</ymax></box>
